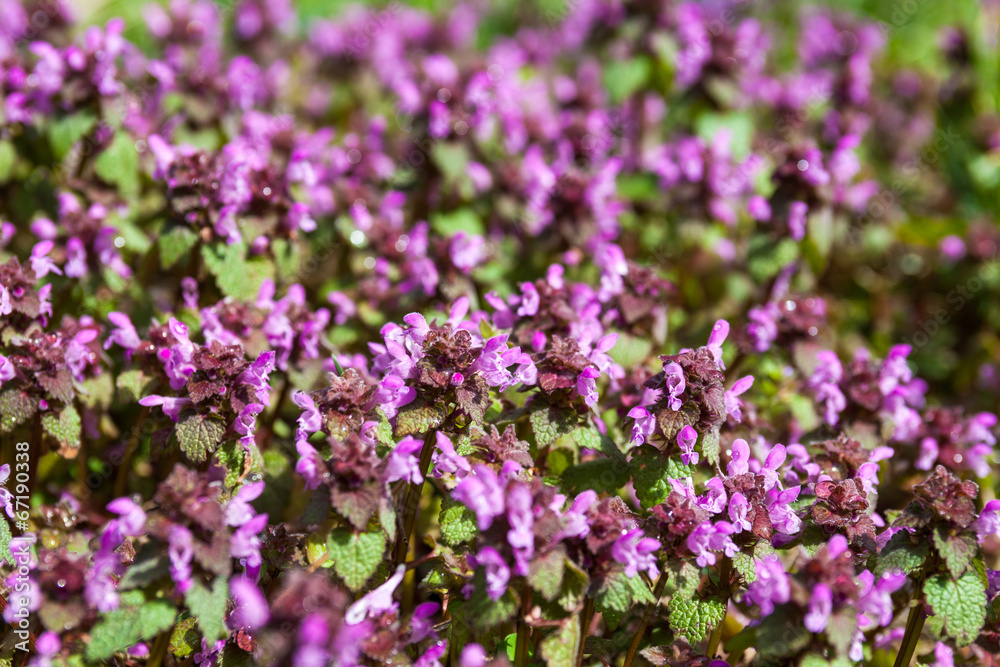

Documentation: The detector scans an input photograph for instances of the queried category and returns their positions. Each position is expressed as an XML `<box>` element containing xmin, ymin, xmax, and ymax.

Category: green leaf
<box><xmin>594</xmin><ymin>570</ymin><xmax>655</xmax><ymax>631</ymax></box>
<box><xmin>607</xmin><ymin>332</ymin><xmax>652</xmax><ymax>368</ymax></box>
<box><xmin>49</xmin><ymin>112</ymin><xmax>97</xmax><ymax>160</ymax></box>
<box><xmin>466</xmin><ymin>572</ymin><xmax>518</xmax><ymax>630</ymax></box>
<box><xmin>700</xmin><ymin>426</ymin><xmax>721</xmax><ymax>468</ymax></box>
<box><xmin>667</xmin><ymin>595</ymin><xmax>727</xmax><ymax>643</ymax></box>
<box><xmin>429</xmin><ymin>207</ymin><xmax>484</xmax><ymax>237</ymax></box>
<box><xmin>440</xmin><ymin>496</ymin><xmax>478</xmax><ymax>546</ymax></box>
<box><xmin>169</xmin><ymin>617</ymin><xmax>201</xmax><ymax>658</ymax></box>
<box><xmin>540</xmin><ymin>619</ymin><xmax>580</xmax><ymax>667</ymax></box>
<box><xmin>394</xmin><ymin>398</ymin><xmax>447</xmax><ymax>437</ymax></box>
<box><xmin>528</xmin><ymin>546</ymin><xmax>566</xmax><ymax>602</ymax></box>
<box><xmin>694</xmin><ymin>112</ymin><xmax>755</xmax><ymax>162</ymax></box>
<box><xmin>175</xmin><ymin>412</ymin><xmax>227</xmax><ymax>463</ymax></box>
<box><xmin>654</xmin><ymin>401</ymin><xmax>699</xmax><ymax>444</ymax></box>
<box><xmin>94</xmin><ymin>131</ymin><xmax>141</xmax><ymax>196</ymax></box>
<box><xmin>86</xmin><ymin>597</ymin><xmax>177</xmax><ymax>661</ymax></box>
<box><xmin>561</xmin><ymin>458</ymin><xmax>629</xmax><ymax>495</ymax></box>
<box><xmin>0</xmin><ymin>389</ymin><xmax>37</xmax><ymax>433</ymax></box>
<box><xmin>327</xmin><ymin>528</ymin><xmax>387</xmax><ymax>592</ymax></box>
<box><xmin>748</xmin><ymin>235</ymin><xmax>800</xmax><ymax>282</ymax></box>
<box><xmin>119</xmin><ymin>546</ymin><xmax>170</xmax><ymax>590</ymax></box>
<box><xmin>117</xmin><ymin>369</ymin><xmax>155</xmax><ymax>403</ymax></box>
<box><xmin>557</xmin><ymin>559</ymin><xmax>590</xmax><ymax>613</ymax></box>
<box><xmin>201</xmin><ymin>242</ymin><xmax>275</xmax><ymax>302</ymax></box>
<box><xmin>604</xmin><ymin>56</ymin><xmax>651</xmax><ymax>104</ymax></box>
<box><xmin>216</xmin><ymin>440</ymin><xmax>263</xmax><ymax>490</ymax></box>
<box><xmin>186</xmin><ymin>577</ymin><xmax>229</xmax><ymax>643</ymax></box>
<box><xmin>0</xmin><ymin>518</ymin><xmax>12</xmax><ymax>566</ymax></box>
<box><xmin>0</xmin><ymin>140</ymin><xmax>15</xmax><ymax>182</ymax></box>
<box><xmin>923</xmin><ymin>570</ymin><xmax>987</xmax><ymax>646</ymax></box>
<box><xmin>530</xmin><ymin>402</ymin><xmax>580</xmax><ymax>447</ymax></box>
<box><xmin>159</xmin><ymin>227</ymin><xmax>200</xmax><ymax>269</ymax></box>
<box><xmin>78</xmin><ymin>374</ymin><xmax>115</xmax><ymax>409</ymax></box>
<box><xmin>630</xmin><ymin>448</ymin><xmax>692</xmax><ymax>508</ymax></box>
<box><xmin>875</xmin><ymin>531</ymin><xmax>928</xmax><ymax>578</ymax></box>
<box><xmin>932</xmin><ymin>525</ymin><xmax>979</xmax><ymax>579</ymax></box>
<box><xmin>42</xmin><ymin>405</ymin><xmax>81</xmax><ymax>449</ymax></box>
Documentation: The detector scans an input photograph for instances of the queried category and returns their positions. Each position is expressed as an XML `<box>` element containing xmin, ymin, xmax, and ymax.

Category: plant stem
<box><xmin>893</xmin><ymin>597</ymin><xmax>927</xmax><ymax>667</ymax></box>
<box><xmin>115</xmin><ymin>406</ymin><xmax>150</xmax><ymax>497</ymax></box>
<box><xmin>146</xmin><ymin>630</ymin><xmax>171</xmax><ymax>667</ymax></box>
<box><xmin>706</xmin><ymin>557</ymin><xmax>732</xmax><ymax>658</ymax></box>
<box><xmin>576</xmin><ymin>596</ymin><xmax>595</xmax><ymax>667</ymax></box>
<box><xmin>623</xmin><ymin>571</ymin><xmax>668</xmax><ymax>667</ymax></box>
<box><xmin>515</xmin><ymin>582</ymin><xmax>533</xmax><ymax>667</ymax></box>
<box><xmin>393</xmin><ymin>430</ymin><xmax>437</xmax><ymax>566</ymax></box>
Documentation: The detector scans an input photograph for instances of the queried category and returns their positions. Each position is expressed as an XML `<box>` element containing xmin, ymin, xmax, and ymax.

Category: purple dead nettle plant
<box><xmin>0</xmin><ymin>0</ymin><xmax>999</xmax><ymax>666</ymax></box>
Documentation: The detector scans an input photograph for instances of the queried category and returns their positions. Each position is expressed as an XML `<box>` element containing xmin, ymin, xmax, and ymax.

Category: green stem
<box><xmin>623</xmin><ymin>571</ymin><xmax>668</xmax><ymax>667</ymax></box>
<box><xmin>146</xmin><ymin>630</ymin><xmax>171</xmax><ymax>667</ymax></box>
<box><xmin>706</xmin><ymin>557</ymin><xmax>732</xmax><ymax>658</ymax></box>
<box><xmin>576</xmin><ymin>596</ymin><xmax>595</xmax><ymax>667</ymax></box>
<box><xmin>514</xmin><ymin>582</ymin><xmax>533</xmax><ymax>667</ymax></box>
<box><xmin>893</xmin><ymin>597</ymin><xmax>927</xmax><ymax>667</ymax></box>
<box><xmin>393</xmin><ymin>431</ymin><xmax>437</xmax><ymax>566</ymax></box>
<box><xmin>114</xmin><ymin>406</ymin><xmax>150</xmax><ymax>498</ymax></box>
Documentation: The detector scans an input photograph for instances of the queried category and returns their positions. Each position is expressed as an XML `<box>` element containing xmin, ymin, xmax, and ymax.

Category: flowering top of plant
<box><xmin>1</xmin><ymin>0</ymin><xmax>1000</xmax><ymax>666</ymax></box>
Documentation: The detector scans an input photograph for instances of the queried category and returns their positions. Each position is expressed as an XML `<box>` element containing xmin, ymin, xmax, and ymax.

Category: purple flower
<box><xmin>663</xmin><ymin>361</ymin><xmax>686</xmax><ymax>411</ymax></box>
<box><xmin>725</xmin><ymin>375</ymin><xmax>754</xmax><ymax>423</ymax></box>
<box><xmin>239</xmin><ymin>351</ymin><xmax>276</xmax><ymax>406</ymax></box>
<box><xmin>465</xmin><ymin>335</ymin><xmax>512</xmax><ymax>387</ymax></box>
<box><xmin>229</xmin><ymin>577</ymin><xmax>270</xmax><ymax>630</ymax></box>
<box><xmin>745</xmin><ymin>555</ymin><xmax>790</xmax><ymax>616</ymax></box>
<box><xmin>787</xmin><ymin>201</ymin><xmax>808</xmax><ymax>241</ymax></box>
<box><xmin>233</xmin><ymin>403</ymin><xmax>265</xmax><ymax>449</ymax></box>
<box><xmin>138</xmin><ymin>395</ymin><xmax>193</xmax><ymax>422</ymax></box>
<box><xmin>506</xmin><ymin>484</ymin><xmax>534</xmax><ymax>576</ymax></box>
<box><xmin>553</xmin><ymin>490</ymin><xmax>597</xmax><ymax>543</ymax></box>
<box><xmin>727</xmin><ymin>438</ymin><xmax>751</xmax><ymax>477</ymax></box>
<box><xmin>431</xmin><ymin>432</ymin><xmax>471</xmax><ymax>479</ymax></box>
<box><xmin>450</xmin><ymin>232</ymin><xmax>486</xmax><ymax>273</ymax></box>
<box><xmin>346</xmin><ymin>564</ymin><xmax>406</xmax><ymax>624</ymax></box>
<box><xmin>974</xmin><ymin>500</ymin><xmax>1000</xmax><ymax>539</ymax></box>
<box><xmin>293</xmin><ymin>391</ymin><xmax>322</xmax><ymax>435</ymax></box>
<box><xmin>577</xmin><ymin>367</ymin><xmax>601</xmax><ymax>407</ymax></box>
<box><xmin>856</xmin><ymin>570</ymin><xmax>907</xmax><ymax>628</ymax></box>
<box><xmin>627</xmin><ymin>406</ymin><xmax>655</xmax><ymax>447</ymax></box>
<box><xmin>765</xmin><ymin>485</ymin><xmax>802</xmax><ymax>535</ymax></box>
<box><xmin>707</xmin><ymin>319</ymin><xmax>730</xmax><ymax>371</ymax></box>
<box><xmin>804</xmin><ymin>583</ymin><xmax>832</xmax><ymax>632</ymax></box>
<box><xmin>612</xmin><ymin>528</ymin><xmax>661</xmax><ymax>578</ymax></box>
<box><xmin>678</xmin><ymin>425</ymin><xmax>699</xmax><ymax>466</ymax></box>
<box><xmin>810</xmin><ymin>351</ymin><xmax>846</xmax><ymax>425</ymax></box>
<box><xmin>410</xmin><ymin>602</ymin><xmax>440</xmax><ymax>643</ymax></box>
<box><xmin>104</xmin><ymin>312</ymin><xmax>141</xmax><ymax>351</ymax></box>
<box><xmin>107</xmin><ymin>497</ymin><xmax>147</xmax><ymax>535</ymax></box>
<box><xmin>386</xmin><ymin>436</ymin><xmax>424</xmax><ymax>484</ymax></box>
<box><xmin>168</xmin><ymin>525</ymin><xmax>194</xmax><ymax>593</ymax></box>
<box><xmin>231</xmin><ymin>512</ymin><xmax>269</xmax><ymax>581</ymax></box>
<box><xmin>729</xmin><ymin>492</ymin><xmax>751</xmax><ymax>533</ymax></box>
<box><xmin>452</xmin><ymin>465</ymin><xmax>506</xmax><ymax>530</ymax></box>
<box><xmin>517</xmin><ymin>282</ymin><xmax>540</xmax><ymax>317</ymax></box>
<box><xmin>221</xmin><ymin>479</ymin><xmax>263</xmax><ymax>528</ymax></box>
<box><xmin>471</xmin><ymin>547</ymin><xmax>510</xmax><ymax>601</ymax></box>
<box><xmin>459</xmin><ymin>645</ymin><xmax>487</xmax><ymax>667</ymax></box>
<box><xmin>748</xmin><ymin>195</ymin><xmax>771</xmax><ymax>221</ymax></box>
<box><xmin>687</xmin><ymin>521</ymin><xmax>738</xmax><ymax>567</ymax></box>
<box><xmin>0</xmin><ymin>354</ymin><xmax>15</xmax><ymax>385</ymax></box>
